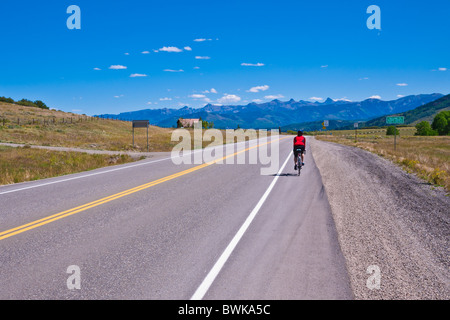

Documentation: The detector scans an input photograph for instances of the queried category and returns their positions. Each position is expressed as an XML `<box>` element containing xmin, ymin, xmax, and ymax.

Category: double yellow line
<box><xmin>0</xmin><ymin>136</ymin><xmax>288</xmax><ymax>241</ymax></box>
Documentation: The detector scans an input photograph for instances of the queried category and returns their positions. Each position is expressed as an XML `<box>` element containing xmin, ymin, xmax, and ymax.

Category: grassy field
<box><xmin>0</xmin><ymin>145</ymin><xmax>135</xmax><ymax>185</ymax></box>
<box><xmin>313</xmin><ymin>127</ymin><xmax>450</xmax><ymax>192</ymax></box>
<box><xmin>0</xmin><ymin>102</ymin><xmax>180</xmax><ymax>152</ymax></box>
<box><xmin>0</xmin><ymin>102</ymin><xmax>272</xmax><ymax>152</ymax></box>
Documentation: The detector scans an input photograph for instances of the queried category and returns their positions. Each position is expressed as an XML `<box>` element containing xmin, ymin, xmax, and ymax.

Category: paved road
<box><xmin>0</xmin><ymin>136</ymin><xmax>352</xmax><ymax>299</ymax></box>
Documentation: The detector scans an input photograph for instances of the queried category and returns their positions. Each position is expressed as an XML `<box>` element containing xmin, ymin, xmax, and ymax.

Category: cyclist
<box><xmin>293</xmin><ymin>130</ymin><xmax>306</xmax><ymax>170</ymax></box>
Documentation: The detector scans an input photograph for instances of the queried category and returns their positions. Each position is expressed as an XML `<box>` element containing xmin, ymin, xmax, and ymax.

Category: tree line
<box><xmin>0</xmin><ymin>96</ymin><xmax>49</xmax><ymax>110</ymax></box>
<box><xmin>415</xmin><ymin>111</ymin><xmax>450</xmax><ymax>136</ymax></box>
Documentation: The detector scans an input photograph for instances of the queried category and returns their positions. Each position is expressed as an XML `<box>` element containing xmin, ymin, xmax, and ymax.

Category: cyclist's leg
<box><xmin>299</xmin><ymin>146</ymin><xmax>305</xmax><ymax>165</ymax></box>
<box><xmin>294</xmin><ymin>149</ymin><xmax>298</xmax><ymax>169</ymax></box>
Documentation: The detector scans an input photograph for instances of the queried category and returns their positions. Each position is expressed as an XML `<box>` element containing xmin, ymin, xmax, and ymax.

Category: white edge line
<box><xmin>190</xmin><ymin>149</ymin><xmax>293</xmax><ymax>300</ymax></box>
<box><xmin>0</xmin><ymin>157</ymin><xmax>172</xmax><ymax>195</ymax></box>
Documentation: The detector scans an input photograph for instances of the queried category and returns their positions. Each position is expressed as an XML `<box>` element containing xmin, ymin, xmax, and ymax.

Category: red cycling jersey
<box><xmin>293</xmin><ymin>136</ymin><xmax>305</xmax><ymax>146</ymax></box>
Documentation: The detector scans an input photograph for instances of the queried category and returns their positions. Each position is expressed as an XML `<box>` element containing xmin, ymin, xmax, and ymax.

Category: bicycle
<box><xmin>295</xmin><ymin>148</ymin><xmax>304</xmax><ymax>176</ymax></box>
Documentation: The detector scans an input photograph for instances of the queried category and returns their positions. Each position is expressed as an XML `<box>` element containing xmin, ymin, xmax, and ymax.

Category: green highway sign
<box><xmin>386</xmin><ymin>116</ymin><xmax>405</xmax><ymax>125</ymax></box>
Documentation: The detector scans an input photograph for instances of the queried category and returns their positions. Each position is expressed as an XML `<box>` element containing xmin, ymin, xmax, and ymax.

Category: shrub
<box><xmin>16</xmin><ymin>99</ymin><xmax>38</xmax><ymax>108</ymax></box>
<box><xmin>430</xmin><ymin>169</ymin><xmax>447</xmax><ymax>186</ymax></box>
<box><xmin>386</xmin><ymin>126</ymin><xmax>399</xmax><ymax>135</ymax></box>
<box><xmin>0</xmin><ymin>96</ymin><xmax>15</xmax><ymax>104</ymax></box>
<box><xmin>33</xmin><ymin>100</ymin><xmax>49</xmax><ymax>110</ymax></box>
<box><xmin>415</xmin><ymin>121</ymin><xmax>438</xmax><ymax>136</ymax></box>
<box><xmin>432</xmin><ymin>111</ymin><xmax>450</xmax><ymax>135</ymax></box>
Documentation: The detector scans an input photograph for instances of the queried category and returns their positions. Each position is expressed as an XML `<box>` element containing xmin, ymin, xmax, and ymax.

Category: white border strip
<box><xmin>0</xmin><ymin>157</ymin><xmax>172</xmax><ymax>195</ymax></box>
<box><xmin>190</xmin><ymin>150</ymin><xmax>293</xmax><ymax>300</ymax></box>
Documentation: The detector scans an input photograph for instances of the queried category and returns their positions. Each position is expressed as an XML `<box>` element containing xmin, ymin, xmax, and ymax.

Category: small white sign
<box><xmin>354</xmin><ymin>123</ymin><xmax>359</xmax><ymax>128</ymax></box>
<box><xmin>323</xmin><ymin>120</ymin><xmax>329</xmax><ymax>127</ymax></box>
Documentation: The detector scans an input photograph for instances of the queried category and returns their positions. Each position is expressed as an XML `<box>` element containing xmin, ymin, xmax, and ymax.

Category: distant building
<box><xmin>178</xmin><ymin>118</ymin><xmax>200</xmax><ymax>128</ymax></box>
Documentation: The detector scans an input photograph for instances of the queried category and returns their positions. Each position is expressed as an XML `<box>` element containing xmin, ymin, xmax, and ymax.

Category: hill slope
<box><xmin>361</xmin><ymin>94</ymin><xmax>450</xmax><ymax>127</ymax></box>
<box><xmin>0</xmin><ymin>102</ymin><xmax>176</xmax><ymax>152</ymax></box>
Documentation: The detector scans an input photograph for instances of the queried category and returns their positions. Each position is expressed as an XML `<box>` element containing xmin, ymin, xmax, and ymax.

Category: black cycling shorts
<box><xmin>293</xmin><ymin>145</ymin><xmax>305</xmax><ymax>157</ymax></box>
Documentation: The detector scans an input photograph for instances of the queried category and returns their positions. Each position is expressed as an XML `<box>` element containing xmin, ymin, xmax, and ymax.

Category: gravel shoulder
<box><xmin>0</xmin><ymin>142</ymin><xmax>171</xmax><ymax>160</ymax></box>
<box><xmin>310</xmin><ymin>137</ymin><xmax>449</xmax><ymax>300</ymax></box>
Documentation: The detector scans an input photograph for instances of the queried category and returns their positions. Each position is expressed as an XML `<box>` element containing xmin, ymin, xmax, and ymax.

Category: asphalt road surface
<box><xmin>0</xmin><ymin>135</ymin><xmax>353</xmax><ymax>299</ymax></box>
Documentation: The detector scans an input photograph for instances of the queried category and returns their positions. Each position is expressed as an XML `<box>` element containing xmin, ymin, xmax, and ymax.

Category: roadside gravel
<box><xmin>0</xmin><ymin>142</ymin><xmax>169</xmax><ymax>159</ymax></box>
<box><xmin>310</xmin><ymin>137</ymin><xmax>449</xmax><ymax>299</ymax></box>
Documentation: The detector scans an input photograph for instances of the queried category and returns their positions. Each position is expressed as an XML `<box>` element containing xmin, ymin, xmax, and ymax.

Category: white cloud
<box><xmin>241</xmin><ymin>63</ymin><xmax>265</xmax><ymax>67</ymax></box>
<box><xmin>93</xmin><ymin>68</ymin><xmax>101</xmax><ymax>71</ymax></box>
<box><xmin>193</xmin><ymin>66</ymin><xmax>200</xmax><ymax>69</ymax></box>
<box><xmin>147</xmin><ymin>102</ymin><xmax>152</xmax><ymax>105</ymax></box>
<box><xmin>189</xmin><ymin>94</ymin><xmax>206</xmax><ymax>99</ymax></box>
<box><xmin>109</xmin><ymin>65</ymin><xmax>127</xmax><ymax>70</ymax></box>
<box><xmin>367</xmin><ymin>95</ymin><xmax>382</xmax><ymax>100</ymax></box>
<box><xmin>438</xmin><ymin>67</ymin><xmax>447</xmax><ymax>71</ymax></box>
<box><xmin>252</xmin><ymin>99</ymin><xmax>263</xmax><ymax>103</ymax></box>
<box><xmin>184</xmin><ymin>46</ymin><xmax>192</xmax><ymax>51</ymax></box>
<box><xmin>210</xmin><ymin>88</ymin><xmax>218</xmax><ymax>94</ymax></box>
<box><xmin>130</xmin><ymin>73</ymin><xmax>148</xmax><ymax>77</ymax></box>
<box><xmin>114</xmin><ymin>95</ymin><xmax>124</xmax><ymax>98</ymax></box>
<box><xmin>321</xmin><ymin>65</ymin><xmax>328</xmax><ymax>68</ymax></box>
<box><xmin>142</xmin><ymin>51</ymin><xmax>150</xmax><ymax>54</ymax></box>
<box><xmin>164</xmin><ymin>69</ymin><xmax>184</xmax><ymax>72</ymax></box>
<box><xmin>160</xmin><ymin>97</ymin><xmax>172</xmax><ymax>101</ymax></box>
<box><xmin>396</xmin><ymin>83</ymin><xmax>408</xmax><ymax>86</ymax></box>
<box><xmin>397</xmin><ymin>95</ymin><xmax>405</xmax><ymax>98</ymax></box>
<box><xmin>124</xmin><ymin>53</ymin><xmax>130</xmax><ymax>55</ymax></box>
<box><xmin>158</xmin><ymin>46</ymin><xmax>183</xmax><ymax>53</ymax></box>
<box><xmin>194</xmin><ymin>38</ymin><xmax>212</xmax><ymax>42</ymax></box>
<box><xmin>309</xmin><ymin>97</ymin><xmax>324</xmax><ymax>102</ymax></box>
<box><xmin>264</xmin><ymin>94</ymin><xmax>284</xmax><ymax>100</ymax></box>
<box><xmin>334</xmin><ymin>97</ymin><xmax>352</xmax><ymax>102</ymax></box>
<box><xmin>247</xmin><ymin>85</ymin><xmax>269</xmax><ymax>93</ymax></box>
<box><xmin>218</xmin><ymin>94</ymin><xmax>241</xmax><ymax>104</ymax></box>
<box><xmin>195</xmin><ymin>56</ymin><xmax>211</xmax><ymax>60</ymax></box>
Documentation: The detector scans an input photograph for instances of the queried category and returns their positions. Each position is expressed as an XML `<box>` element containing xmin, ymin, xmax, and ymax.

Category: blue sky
<box><xmin>0</xmin><ymin>0</ymin><xmax>449</xmax><ymax>115</ymax></box>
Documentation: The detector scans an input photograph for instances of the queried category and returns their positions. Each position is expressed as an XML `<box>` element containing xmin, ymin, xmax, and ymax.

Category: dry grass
<box><xmin>314</xmin><ymin>128</ymin><xmax>450</xmax><ymax>192</ymax></box>
<box><xmin>0</xmin><ymin>145</ymin><xmax>135</xmax><ymax>185</ymax></box>
<box><xmin>0</xmin><ymin>102</ymin><xmax>275</xmax><ymax>152</ymax></box>
<box><xmin>0</xmin><ymin>102</ymin><xmax>178</xmax><ymax>152</ymax></box>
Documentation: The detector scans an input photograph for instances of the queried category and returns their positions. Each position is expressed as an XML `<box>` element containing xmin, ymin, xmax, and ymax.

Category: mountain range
<box><xmin>96</xmin><ymin>93</ymin><xmax>444</xmax><ymax>129</ymax></box>
<box><xmin>281</xmin><ymin>94</ymin><xmax>450</xmax><ymax>131</ymax></box>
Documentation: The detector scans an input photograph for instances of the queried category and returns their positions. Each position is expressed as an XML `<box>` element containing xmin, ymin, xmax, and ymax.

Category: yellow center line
<box><xmin>0</xmin><ymin>136</ymin><xmax>289</xmax><ymax>241</ymax></box>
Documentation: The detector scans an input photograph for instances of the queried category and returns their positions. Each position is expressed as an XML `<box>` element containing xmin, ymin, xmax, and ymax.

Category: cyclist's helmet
<box><xmin>297</xmin><ymin>130</ymin><xmax>303</xmax><ymax>136</ymax></box>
